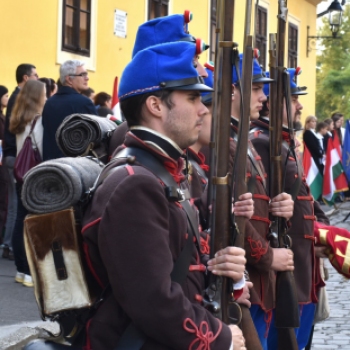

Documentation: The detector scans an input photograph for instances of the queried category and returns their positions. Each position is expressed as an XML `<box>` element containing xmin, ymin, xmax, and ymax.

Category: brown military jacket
<box><xmin>250</xmin><ymin>118</ymin><xmax>329</xmax><ymax>304</ymax></box>
<box><xmin>187</xmin><ymin>147</ymin><xmax>208</xmax><ymax>200</ymax></box>
<box><xmin>230</xmin><ymin>120</ymin><xmax>275</xmax><ymax>312</ymax></box>
<box><xmin>82</xmin><ymin>129</ymin><xmax>232</xmax><ymax>350</ymax></box>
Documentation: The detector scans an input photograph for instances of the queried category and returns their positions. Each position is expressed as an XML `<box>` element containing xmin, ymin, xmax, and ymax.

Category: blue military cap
<box><xmin>232</xmin><ymin>53</ymin><xmax>274</xmax><ymax>85</ymax></box>
<box><xmin>263</xmin><ymin>67</ymin><xmax>308</xmax><ymax>97</ymax></box>
<box><xmin>262</xmin><ymin>72</ymin><xmax>271</xmax><ymax>97</ymax></box>
<box><xmin>288</xmin><ymin>67</ymin><xmax>308</xmax><ymax>95</ymax></box>
<box><xmin>132</xmin><ymin>11</ymin><xmax>208</xmax><ymax>57</ymax></box>
<box><xmin>201</xmin><ymin>62</ymin><xmax>214</xmax><ymax>104</ymax></box>
<box><xmin>119</xmin><ymin>41</ymin><xmax>213</xmax><ymax>101</ymax></box>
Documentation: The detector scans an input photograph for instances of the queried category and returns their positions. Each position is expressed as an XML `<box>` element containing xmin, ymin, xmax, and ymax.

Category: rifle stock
<box><xmin>204</xmin><ymin>0</ymin><xmax>235</xmax><ymax>323</ymax></box>
<box><xmin>233</xmin><ymin>36</ymin><xmax>262</xmax><ymax>350</ymax></box>
<box><xmin>204</xmin><ymin>3</ymin><xmax>261</xmax><ymax>348</ymax></box>
<box><xmin>268</xmin><ymin>2</ymin><xmax>300</xmax><ymax>349</ymax></box>
<box><xmin>204</xmin><ymin>3</ymin><xmax>263</xmax><ymax>348</ymax></box>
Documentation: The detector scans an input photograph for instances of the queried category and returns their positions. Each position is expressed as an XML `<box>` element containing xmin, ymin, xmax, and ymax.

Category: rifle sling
<box><xmin>282</xmin><ymin>140</ymin><xmax>302</xmax><ymax>201</ymax></box>
<box><xmin>96</xmin><ymin>147</ymin><xmax>200</xmax><ymax>350</ymax></box>
<box><xmin>190</xmin><ymin>159</ymin><xmax>208</xmax><ymax>183</ymax></box>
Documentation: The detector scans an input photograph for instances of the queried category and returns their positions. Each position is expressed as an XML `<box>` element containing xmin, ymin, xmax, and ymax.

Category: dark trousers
<box><xmin>12</xmin><ymin>183</ymin><xmax>30</xmax><ymax>275</ymax></box>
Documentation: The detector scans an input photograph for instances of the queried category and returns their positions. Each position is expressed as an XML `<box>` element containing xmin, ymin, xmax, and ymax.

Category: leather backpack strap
<box><xmin>190</xmin><ymin>159</ymin><xmax>208</xmax><ymax>182</ymax></box>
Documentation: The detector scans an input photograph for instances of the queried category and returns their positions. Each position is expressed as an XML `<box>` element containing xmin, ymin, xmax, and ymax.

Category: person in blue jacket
<box><xmin>42</xmin><ymin>59</ymin><xmax>96</xmax><ymax>161</ymax></box>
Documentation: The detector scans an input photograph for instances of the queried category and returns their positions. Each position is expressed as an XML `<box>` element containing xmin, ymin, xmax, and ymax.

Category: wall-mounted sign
<box><xmin>114</xmin><ymin>9</ymin><xmax>127</xmax><ymax>38</ymax></box>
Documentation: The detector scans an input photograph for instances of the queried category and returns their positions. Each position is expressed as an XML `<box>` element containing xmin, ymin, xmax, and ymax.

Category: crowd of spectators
<box><xmin>0</xmin><ymin>61</ymin><xmax>112</xmax><ymax>286</ymax></box>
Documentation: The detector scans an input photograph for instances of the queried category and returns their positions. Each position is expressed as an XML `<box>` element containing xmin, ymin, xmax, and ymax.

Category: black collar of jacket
<box><xmin>57</xmin><ymin>86</ymin><xmax>80</xmax><ymax>95</ymax></box>
<box><xmin>253</xmin><ymin>117</ymin><xmax>292</xmax><ymax>135</ymax></box>
<box><xmin>251</xmin><ymin>117</ymin><xmax>269</xmax><ymax>130</ymax></box>
<box><xmin>130</xmin><ymin>127</ymin><xmax>183</xmax><ymax>161</ymax></box>
<box><xmin>230</xmin><ymin>116</ymin><xmax>239</xmax><ymax>136</ymax></box>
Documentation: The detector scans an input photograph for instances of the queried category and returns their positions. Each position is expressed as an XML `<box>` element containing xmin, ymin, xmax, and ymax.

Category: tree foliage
<box><xmin>316</xmin><ymin>5</ymin><xmax>350</xmax><ymax>120</ymax></box>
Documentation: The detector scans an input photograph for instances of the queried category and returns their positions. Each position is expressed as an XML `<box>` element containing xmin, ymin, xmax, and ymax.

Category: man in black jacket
<box><xmin>42</xmin><ymin>59</ymin><xmax>96</xmax><ymax>161</ymax></box>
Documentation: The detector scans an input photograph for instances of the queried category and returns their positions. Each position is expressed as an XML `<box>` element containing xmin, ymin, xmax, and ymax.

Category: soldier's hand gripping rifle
<box><xmin>203</xmin><ymin>1</ymin><xmax>262</xmax><ymax>349</ymax></box>
<box><xmin>268</xmin><ymin>1</ymin><xmax>299</xmax><ymax>349</ymax></box>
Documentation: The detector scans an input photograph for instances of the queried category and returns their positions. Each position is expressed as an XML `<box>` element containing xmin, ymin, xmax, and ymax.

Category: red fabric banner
<box><xmin>314</xmin><ymin>221</ymin><xmax>350</xmax><ymax>279</ymax></box>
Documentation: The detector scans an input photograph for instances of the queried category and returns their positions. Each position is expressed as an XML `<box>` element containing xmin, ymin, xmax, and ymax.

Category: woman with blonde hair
<box><xmin>303</xmin><ymin>115</ymin><xmax>324</xmax><ymax>176</ymax></box>
<box><xmin>9</xmin><ymin>79</ymin><xmax>46</xmax><ymax>287</ymax></box>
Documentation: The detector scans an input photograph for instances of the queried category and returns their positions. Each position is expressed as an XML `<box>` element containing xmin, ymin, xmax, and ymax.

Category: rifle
<box><xmin>268</xmin><ymin>1</ymin><xmax>300</xmax><ymax>349</ymax></box>
<box><xmin>232</xmin><ymin>36</ymin><xmax>263</xmax><ymax>350</ymax></box>
<box><xmin>203</xmin><ymin>1</ymin><xmax>262</xmax><ymax>349</ymax></box>
<box><xmin>203</xmin><ymin>0</ymin><xmax>236</xmax><ymax>322</ymax></box>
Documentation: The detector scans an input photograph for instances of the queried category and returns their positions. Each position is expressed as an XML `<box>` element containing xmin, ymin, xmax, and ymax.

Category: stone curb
<box><xmin>0</xmin><ymin>322</ymin><xmax>60</xmax><ymax>350</ymax></box>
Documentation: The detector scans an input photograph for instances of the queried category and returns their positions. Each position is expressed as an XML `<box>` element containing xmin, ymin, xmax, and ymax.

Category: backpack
<box><xmin>24</xmin><ymin>147</ymin><xmax>199</xmax><ymax>349</ymax></box>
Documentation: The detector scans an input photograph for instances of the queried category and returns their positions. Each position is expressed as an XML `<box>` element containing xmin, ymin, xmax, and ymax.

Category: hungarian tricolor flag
<box><xmin>322</xmin><ymin>136</ymin><xmax>348</xmax><ymax>204</ymax></box>
<box><xmin>332</xmin><ymin>129</ymin><xmax>342</xmax><ymax>158</ymax></box>
<box><xmin>303</xmin><ymin>144</ymin><xmax>323</xmax><ymax>200</ymax></box>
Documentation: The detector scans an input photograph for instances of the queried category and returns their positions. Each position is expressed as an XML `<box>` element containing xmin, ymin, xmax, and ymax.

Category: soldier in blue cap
<box><xmin>185</xmin><ymin>63</ymin><xmax>255</xmax><ymax>310</ymax></box>
<box><xmin>82</xmin><ymin>41</ymin><xmax>248</xmax><ymax>350</ymax></box>
<box><xmin>108</xmin><ymin>11</ymin><xmax>210</xmax><ymax>157</ymax></box>
<box><xmin>250</xmin><ymin>68</ymin><xmax>330</xmax><ymax>350</ymax></box>
<box><xmin>186</xmin><ymin>62</ymin><xmax>214</xmax><ymax>201</ymax></box>
<box><xmin>229</xmin><ymin>54</ymin><xmax>296</xmax><ymax>350</ymax></box>
<box><xmin>132</xmin><ymin>10</ymin><xmax>209</xmax><ymax>76</ymax></box>
<box><xmin>187</xmin><ymin>54</ymin><xmax>294</xmax><ymax>349</ymax></box>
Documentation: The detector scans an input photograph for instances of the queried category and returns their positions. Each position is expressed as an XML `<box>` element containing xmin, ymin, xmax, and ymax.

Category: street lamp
<box><xmin>306</xmin><ymin>0</ymin><xmax>344</xmax><ymax>56</ymax></box>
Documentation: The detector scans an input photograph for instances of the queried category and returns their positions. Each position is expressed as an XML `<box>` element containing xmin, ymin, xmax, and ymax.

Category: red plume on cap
<box><xmin>253</xmin><ymin>48</ymin><xmax>260</xmax><ymax>59</ymax></box>
<box><xmin>204</xmin><ymin>62</ymin><xmax>214</xmax><ymax>72</ymax></box>
<box><xmin>295</xmin><ymin>67</ymin><xmax>302</xmax><ymax>76</ymax></box>
<box><xmin>184</xmin><ymin>10</ymin><xmax>193</xmax><ymax>24</ymax></box>
<box><xmin>195</xmin><ymin>38</ymin><xmax>208</xmax><ymax>55</ymax></box>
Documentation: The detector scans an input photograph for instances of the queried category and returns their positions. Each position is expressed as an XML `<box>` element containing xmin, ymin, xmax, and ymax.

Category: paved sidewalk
<box><xmin>0</xmin><ymin>258</ymin><xmax>41</xmax><ymax>329</ymax></box>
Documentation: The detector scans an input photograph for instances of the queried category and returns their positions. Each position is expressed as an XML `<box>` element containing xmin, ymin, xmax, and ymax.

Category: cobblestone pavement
<box><xmin>311</xmin><ymin>202</ymin><xmax>350</xmax><ymax>350</ymax></box>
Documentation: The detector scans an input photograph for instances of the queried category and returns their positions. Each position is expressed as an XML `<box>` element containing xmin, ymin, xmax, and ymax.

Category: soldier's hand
<box><xmin>207</xmin><ymin>247</ymin><xmax>246</xmax><ymax>282</ymax></box>
<box><xmin>236</xmin><ymin>281</ymin><xmax>253</xmax><ymax>308</ymax></box>
<box><xmin>233</xmin><ymin>192</ymin><xmax>254</xmax><ymax>219</ymax></box>
<box><xmin>315</xmin><ymin>246</ymin><xmax>328</xmax><ymax>258</ymax></box>
<box><xmin>228</xmin><ymin>325</ymin><xmax>246</xmax><ymax>350</ymax></box>
<box><xmin>269</xmin><ymin>192</ymin><xmax>294</xmax><ymax>219</ymax></box>
<box><xmin>271</xmin><ymin>248</ymin><xmax>294</xmax><ymax>271</ymax></box>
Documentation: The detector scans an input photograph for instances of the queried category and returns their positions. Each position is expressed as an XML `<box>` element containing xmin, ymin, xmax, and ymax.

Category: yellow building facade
<box><xmin>1</xmin><ymin>0</ymin><xmax>322</xmax><ymax>121</ymax></box>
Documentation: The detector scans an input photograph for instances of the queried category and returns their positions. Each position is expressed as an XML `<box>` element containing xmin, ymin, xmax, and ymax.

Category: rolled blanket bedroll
<box><xmin>22</xmin><ymin>157</ymin><xmax>103</xmax><ymax>214</ymax></box>
<box><xmin>56</xmin><ymin>114</ymin><xmax>117</xmax><ymax>160</ymax></box>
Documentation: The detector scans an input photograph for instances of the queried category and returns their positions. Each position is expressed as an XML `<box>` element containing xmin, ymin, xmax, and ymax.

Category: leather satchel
<box><xmin>24</xmin><ymin>208</ymin><xmax>92</xmax><ymax>318</ymax></box>
<box><xmin>14</xmin><ymin>116</ymin><xmax>42</xmax><ymax>183</ymax></box>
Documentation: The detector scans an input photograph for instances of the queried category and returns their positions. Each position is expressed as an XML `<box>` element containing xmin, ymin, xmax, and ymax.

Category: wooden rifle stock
<box><xmin>204</xmin><ymin>0</ymin><xmax>235</xmax><ymax>323</ymax></box>
<box><xmin>232</xmin><ymin>36</ymin><xmax>262</xmax><ymax>350</ymax></box>
<box><xmin>204</xmin><ymin>3</ymin><xmax>262</xmax><ymax>348</ymax></box>
<box><xmin>268</xmin><ymin>2</ymin><xmax>299</xmax><ymax>349</ymax></box>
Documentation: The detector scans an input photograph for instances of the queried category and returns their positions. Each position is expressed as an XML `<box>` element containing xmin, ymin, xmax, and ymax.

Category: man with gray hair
<box><xmin>42</xmin><ymin>59</ymin><xmax>96</xmax><ymax>160</ymax></box>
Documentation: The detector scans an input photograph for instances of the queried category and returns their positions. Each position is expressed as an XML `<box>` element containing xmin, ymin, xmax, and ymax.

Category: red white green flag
<box><xmin>303</xmin><ymin>144</ymin><xmax>323</xmax><ymax>200</ymax></box>
<box><xmin>323</xmin><ymin>137</ymin><xmax>348</xmax><ymax>205</ymax></box>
